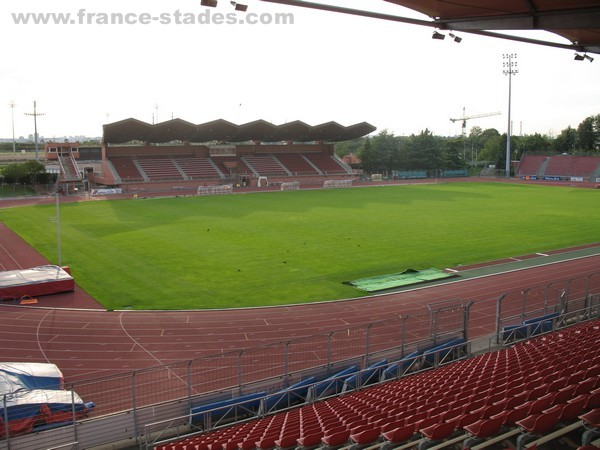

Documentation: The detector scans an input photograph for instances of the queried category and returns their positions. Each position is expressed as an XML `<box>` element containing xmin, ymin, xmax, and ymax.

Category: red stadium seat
<box><xmin>464</xmin><ymin>415</ymin><xmax>504</xmax><ymax>439</ymax></box>
<box><xmin>381</xmin><ymin>424</ymin><xmax>415</xmax><ymax>445</ymax></box>
<box><xmin>580</xmin><ymin>408</ymin><xmax>600</xmax><ymax>428</ymax></box>
<box><xmin>255</xmin><ymin>437</ymin><xmax>276</xmax><ymax>450</ymax></box>
<box><xmin>516</xmin><ymin>409</ymin><xmax>561</xmax><ymax>435</ymax></box>
<box><xmin>516</xmin><ymin>393</ymin><xmax>554</xmax><ymax>416</ymax></box>
<box><xmin>552</xmin><ymin>384</ymin><xmax>578</xmax><ymax>405</ymax></box>
<box><xmin>493</xmin><ymin>407</ymin><xmax>527</xmax><ymax>427</ymax></box>
<box><xmin>584</xmin><ymin>390</ymin><xmax>600</xmax><ymax>410</ymax></box>
<box><xmin>349</xmin><ymin>428</ymin><xmax>381</xmax><ymax>446</ymax></box>
<box><xmin>321</xmin><ymin>429</ymin><xmax>350</xmax><ymax>448</ymax></box>
<box><xmin>555</xmin><ymin>396</ymin><xmax>587</xmax><ymax>422</ymax></box>
<box><xmin>419</xmin><ymin>421</ymin><xmax>455</xmax><ymax>441</ymax></box>
<box><xmin>297</xmin><ymin>432</ymin><xmax>323</xmax><ymax>449</ymax></box>
<box><xmin>274</xmin><ymin>435</ymin><xmax>298</xmax><ymax>449</ymax></box>
<box><xmin>577</xmin><ymin>378</ymin><xmax>600</xmax><ymax>396</ymax></box>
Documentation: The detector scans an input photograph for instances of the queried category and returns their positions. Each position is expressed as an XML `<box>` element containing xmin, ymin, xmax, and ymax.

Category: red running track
<box><xmin>1</xmin><ymin>220</ymin><xmax>599</xmax><ymax>384</ymax></box>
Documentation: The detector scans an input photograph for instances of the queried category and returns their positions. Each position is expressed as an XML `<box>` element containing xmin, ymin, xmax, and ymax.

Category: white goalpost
<box><xmin>197</xmin><ymin>184</ymin><xmax>233</xmax><ymax>195</ymax></box>
<box><xmin>323</xmin><ymin>179</ymin><xmax>353</xmax><ymax>189</ymax></box>
<box><xmin>280</xmin><ymin>182</ymin><xmax>300</xmax><ymax>191</ymax></box>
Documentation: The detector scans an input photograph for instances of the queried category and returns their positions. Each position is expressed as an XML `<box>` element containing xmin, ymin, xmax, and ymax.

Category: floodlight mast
<box><xmin>24</xmin><ymin>101</ymin><xmax>45</xmax><ymax>161</ymax></box>
<box><xmin>9</xmin><ymin>101</ymin><xmax>16</xmax><ymax>154</ymax></box>
<box><xmin>503</xmin><ymin>54</ymin><xmax>518</xmax><ymax>177</ymax></box>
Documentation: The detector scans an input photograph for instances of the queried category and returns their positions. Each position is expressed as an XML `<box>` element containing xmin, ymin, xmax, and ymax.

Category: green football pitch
<box><xmin>2</xmin><ymin>182</ymin><xmax>598</xmax><ymax>310</ymax></box>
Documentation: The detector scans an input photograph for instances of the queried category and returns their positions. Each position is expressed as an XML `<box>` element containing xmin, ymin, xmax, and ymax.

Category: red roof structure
<box><xmin>260</xmin><ymin>0</ymin><xmax>600</xmax><ymax>54</ymax></box>
<box><xmin>102</xmin><ymin>118</ymin><xmax>376</xmax><ymax>144</ymax></box>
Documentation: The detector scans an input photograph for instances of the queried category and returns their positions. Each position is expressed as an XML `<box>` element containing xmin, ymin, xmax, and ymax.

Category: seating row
<box><xmin>109</xmin><ymin>153</ymin><xmax>349</xmax><ymax>182</ymax></box>
<box><xmin>160</xmin><ymin>320</ymin><xmax>599</xmax><ymax>450</ymax></box>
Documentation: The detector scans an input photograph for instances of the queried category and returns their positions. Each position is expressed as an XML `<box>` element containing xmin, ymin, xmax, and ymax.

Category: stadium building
<box><xmin>45</xmin><ymin>118</ymin><xmax>376</xmax><ymax>195</ymax></box>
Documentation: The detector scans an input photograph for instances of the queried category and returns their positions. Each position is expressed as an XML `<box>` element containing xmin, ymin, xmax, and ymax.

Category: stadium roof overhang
<box><xmin>102</xmin><ymin>118</ymin><xmax>376</xmax><ymax>144</ymax></box>
<box><xmin>258</xmin><ymin>0</ymin><xmax>600</xmax><ymax>55</ymax></box>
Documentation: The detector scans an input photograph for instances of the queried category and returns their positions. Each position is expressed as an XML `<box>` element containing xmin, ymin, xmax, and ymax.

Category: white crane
<box><xmin>450</xmin><ymin>107</ymin><xmax>501</xmax><ymax>138</ymax></box>
<box><xmin>450</xmin><ymin>108</ymin><xmax>501</xmax><ymax>162</ymax></box>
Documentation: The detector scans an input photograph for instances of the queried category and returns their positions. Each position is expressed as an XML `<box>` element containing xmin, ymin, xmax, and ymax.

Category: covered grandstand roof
<box><xmin>259</xmin><ymin>0</ymin><xmax>600</xmax><ymax>54</ymax></box>
<box><xmin>102</xmin><ymin>118</ymin><xmax>376</xmax><ymax>144</ymax></box>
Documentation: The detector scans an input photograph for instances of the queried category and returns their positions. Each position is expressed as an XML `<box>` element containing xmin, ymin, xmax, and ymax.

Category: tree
<box><xmin>358</xmin><ymin>137</ymin><xmax>378</xmax><ymax>173</ymax></box>
<box><xmin>23</xmin><ymin>160</ymin><xmax>48</xmax><ymax>184</ymax></box>
<box><xmin>515</xmin><ymin>133</ymin><xmax>551</xmax><ymax>159</ymax></box>
<box><xmin>358</xmin><ymin>130</ymin><xmax>401</xmax><ymax>174</ymax></box>
<box><xmin>443</xmin><ymin>138</ymin><xmax>465</xmax><ymax>169</ymax></box>
<box><xmin>405</xmin><ymin>129</ymin><xmax>444</xmax><ymax>171</ymax></box>
<box><xmin>554</xmin><ymin>126</ymin><xmax>577</xmax><ymax>153</ymax></box>
<box><xmin>0</xmin><ymin>160</ymin><xmax>53</xmax><ymax>184</ymax></box>
<box><xmin>335</xmin><ymin>138</ymin><xmax>365</xmax><ymax>158</ymax></box>
<box><xmin>577</xmin><ymin>114</ymin><xmax>600</xmax><ymax>151</ymax></box>
<box><xmin>1</xmin><ymin>163</ymin><xmax>27</xmax><ymax>184</ymax></box>
<box><xmin>374</xmin><ymin>129</ymin><xmax>400</xmax><ymax>173</ymax></box>
<box><xmin>479</xmin><ymin>134</ymin><xmax>503</xmax><ymax>166</ymax></box>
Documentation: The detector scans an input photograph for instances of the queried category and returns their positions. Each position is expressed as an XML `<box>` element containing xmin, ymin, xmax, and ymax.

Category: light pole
<box><xmin>24</xmin><ymin>100</ymin><xmax>45</xmax><ymax>161</ymax></box>
<box><xmin>502</xmin><ymin>53</ymin><xmax>518</xmax><ymax>177</ymax></box>
<box><xmin>9</xmin><ymin>101</ymin><xmax>16</xmax><ymax>154</ymax></box>
<box><xmin>56</xmin><ymin>190</ymin><xmax>62</xmax><ymax>266</ymax></box>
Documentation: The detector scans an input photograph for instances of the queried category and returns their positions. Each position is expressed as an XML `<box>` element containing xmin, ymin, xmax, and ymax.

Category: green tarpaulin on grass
<box><xmin>345</xmin><ymin>268</ymin><xmax>456</xmax><ymax>293</ymax></box>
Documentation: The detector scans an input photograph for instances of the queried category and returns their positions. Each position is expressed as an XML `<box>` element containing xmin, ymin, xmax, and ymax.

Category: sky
<box><xmin>1</xmin><ymin>0</ymin><xmax>599</xmax><ymax>141</ymax></box>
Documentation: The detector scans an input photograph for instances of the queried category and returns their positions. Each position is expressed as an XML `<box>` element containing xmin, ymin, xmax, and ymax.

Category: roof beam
<box><xmin>259</xmin><ymin>0</ymin><xmax>597</xmax><ymax>53</ymax></box>
<box><xmin>436</xmin><ymin>7</ymin><xmax>600</xmax><ymax>31</ymax></box>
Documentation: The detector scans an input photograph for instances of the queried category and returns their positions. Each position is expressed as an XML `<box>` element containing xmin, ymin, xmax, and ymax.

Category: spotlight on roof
<box><xmin>432</xmin><ymin>30</ymin><xmax>446</xmax><ymax>40</ymax></box>
<box><xmin>231</xmin><ymin>1</ymin><xmax>248</xmax><ymax>11</ymax></box>
<box><xmin>575</xmin><ymin>53</ymin><xmax>594</xmax><ymax>62</ymax></box>
<box><xmin>449</xmin><ymin>32</ymin><xmax>462</xmax><ymax>43</ymax></box>
<box><xmin>201</xmin><ymin>0</ymin><xmax>218</xmax><ymax>7</ymax></box>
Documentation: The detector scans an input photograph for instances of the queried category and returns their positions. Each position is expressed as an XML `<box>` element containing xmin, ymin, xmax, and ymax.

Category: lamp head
<box><xmin>449</xmin><ymin>33</ymin><xmax>462</xmax><ymax>43</ymax></box>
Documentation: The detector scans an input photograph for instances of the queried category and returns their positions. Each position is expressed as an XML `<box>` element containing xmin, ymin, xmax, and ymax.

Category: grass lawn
<box><xmin>1</xmin><ymin>182</ymin><xmax>598</xmax><ymax>310</ymax></box>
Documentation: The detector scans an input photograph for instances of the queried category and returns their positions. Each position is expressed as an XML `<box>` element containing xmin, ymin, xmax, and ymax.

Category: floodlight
<box><xmin>584</xmin><ymin>54</ymin><xmax>594</xmax><ymax>62</ymax></box>
<box><xmin>201</xmin><ymin>0</ymin><xmax>218</xmax><ymax>7</ymax></box>
<box><xmin>574</xmin><ymin>53</ymin><xmax>585</xmax><ymax>61</ymax></box>
<box><xmin>231</xmin><ymin>2</ymin><xmax>248</xmax><ymax>11</ymax></box>
<box><xmin>449</xmin><ymin>33</ymin><xmax>462</xmax><ymax>43</ymax></box>
<box><xmin>432</xmin><ymin>30</ymin><xmax>445</xmax><ymax>40</ymax></box>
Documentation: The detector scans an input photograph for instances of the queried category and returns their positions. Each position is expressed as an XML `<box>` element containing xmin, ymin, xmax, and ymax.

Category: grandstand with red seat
<box><xmin>156</xmin><ymin>319</ymin><xmax>600</xmax><ymax>450</ymax></box>
<box><xmin>516</xmin><ymin>153</ymin><xmax>600</xmax><ymax>182</ymax></box>
<box><xmin>52</xmin><ymin>118</ymin><xmax>376</xmax><ymax>195</ymax></box>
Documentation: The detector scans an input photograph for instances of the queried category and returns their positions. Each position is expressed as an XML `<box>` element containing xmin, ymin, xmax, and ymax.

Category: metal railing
<box><xmin>0</xmin><ymin>302</ymin><xmax>468</xmax><ymax>449</ymax></box>
<box><xmin>495</xmin><ymin>270</ymin><xmax>600</xmax><ymax>345</ymax></box>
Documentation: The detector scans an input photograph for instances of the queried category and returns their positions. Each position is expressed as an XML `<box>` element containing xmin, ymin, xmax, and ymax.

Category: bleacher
<box><xmin>109</xmin><ymin>155</ymin><xmax>144</xmax><ymax>182</ymax></box>
<box><xmin>136</xmin><ymin>157</ymin><xmax>185</xmax><ymax>181</ymax></box>
<box><xmin>175</xmin><ymin>157</ymin><xmax>223</xmax><ymax>180</ymax></box>
<box><xmin>103</xmin><ymin>150</ymin><xmax>355</xmax><ymax>186</ymax></box>
<box><xmin>303</xmin><ymin>153</ymin><xmax>349</xmax><ymax>174</ymax></box>
<box><xmin>516</xmin><ymin>155</ymin><xmax>548</xmax><ymax>177</ymax></box>
<box><xmin>561</xmin><ymin>156</ymin><xmax>600</xmax><ymax>178</ymax></box>
<box><xmin>517</xmin><ymin>154</ymin><xmax>600</xmax><ymax>180</ymax></box>
<box><xmin>243</xmin><ymin>155</ymin><xmax>290</xmax><ymax>177</ymax></box>
<box><xmin>275</xmin><ymin>153</ymin><xmax>321</xmax><ymax>175</ymax></box>
<box><xmin>157</xmin><ymin>320</ymin><xmax>600</xmax><ymax>450</ymax></box>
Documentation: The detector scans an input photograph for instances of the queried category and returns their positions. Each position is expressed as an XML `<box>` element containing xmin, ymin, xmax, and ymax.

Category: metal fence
<box><xmin>495</xmin><ymin>270</ymin><xmax>600</xmax><ymax>344</ymax></box>
<box><xmin>0</xmin><ymin>301</ymin><xmax>468</xmax><ymax>450</ymax></box>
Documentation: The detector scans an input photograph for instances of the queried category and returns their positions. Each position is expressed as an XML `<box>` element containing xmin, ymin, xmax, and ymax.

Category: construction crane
<box><xmin>450</xmin><ymin>107</ymin><xmax>501</xmax><ymax>138</ymax></box>
<box><xmin>450</xmin><ymin>108</ymin><xmax>501</xmax><ymax>162</ymax></box>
